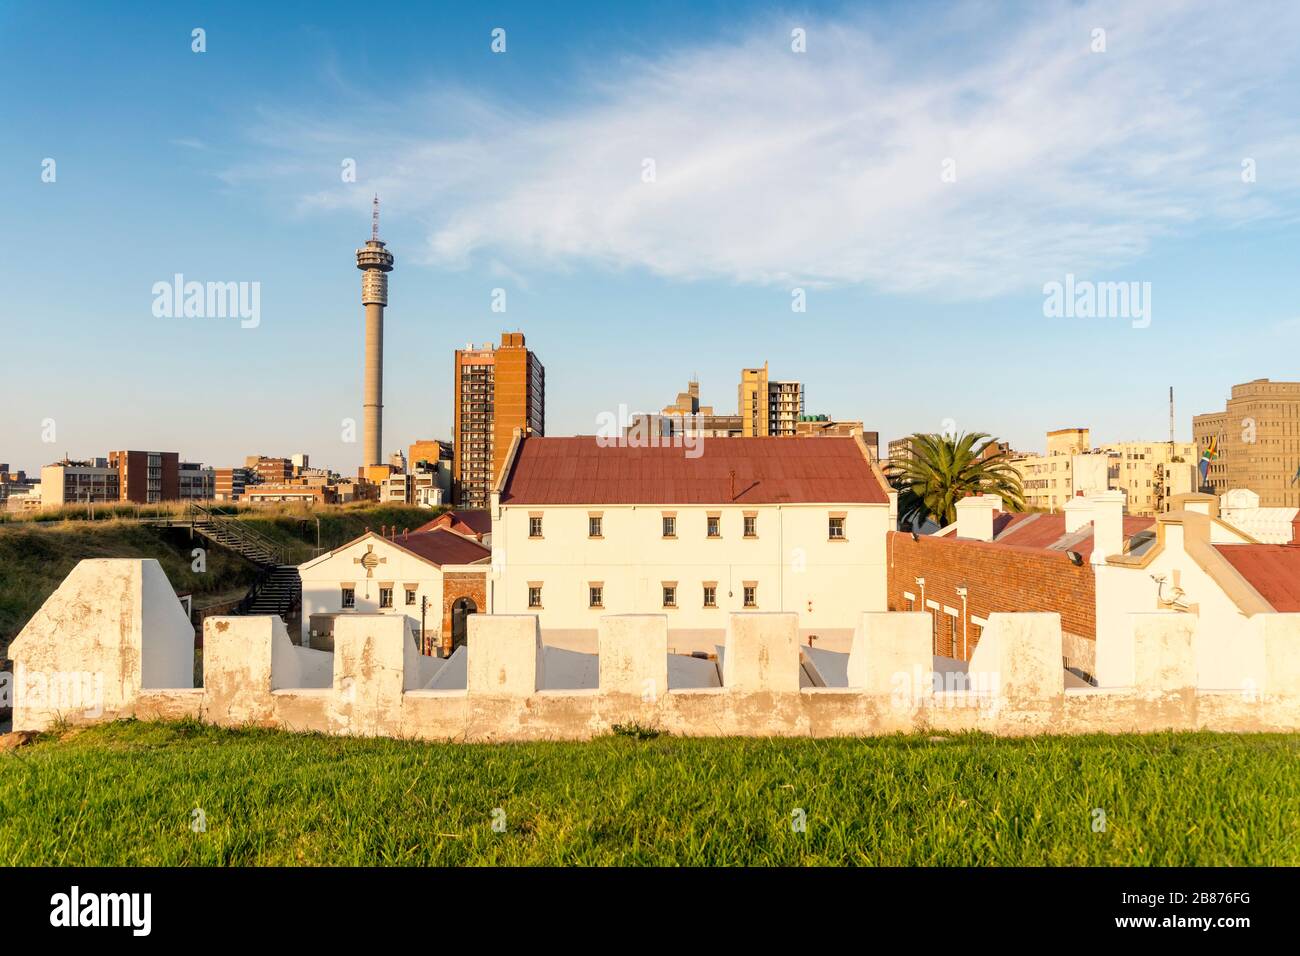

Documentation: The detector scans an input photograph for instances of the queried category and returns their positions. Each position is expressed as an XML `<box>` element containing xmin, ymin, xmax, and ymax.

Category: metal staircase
<box><xmin>184</xmin><ymin>504</ymin><xmax>302</xmax><ymax>629</ymax></box>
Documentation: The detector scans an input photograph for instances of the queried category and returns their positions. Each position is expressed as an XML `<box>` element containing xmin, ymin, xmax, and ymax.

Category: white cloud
<box><xmin>245</xmin><ymin>0</ymin><xmax>1300</xmax><ymax>299</ymax></box>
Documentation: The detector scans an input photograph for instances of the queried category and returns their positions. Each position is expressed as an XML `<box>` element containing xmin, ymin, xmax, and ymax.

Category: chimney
<box><xmin>1291</xmin><ymin>514</ymin><xmax>1300</xmax><ymax>547</ymax></box>
<box><xmin>955</xmin><ymin>494</ymin><xmax>999</xmax><ymax>541</ymax></box>
<box><xmin>1089</xmin><ymin>490</ymin><xmax>1126</xmax><ymax>561</ymax></box>
<box><xmin>1063</xmin><ymin>496</ymin><xmax>1093</xmax><ymax>534</ymax></box>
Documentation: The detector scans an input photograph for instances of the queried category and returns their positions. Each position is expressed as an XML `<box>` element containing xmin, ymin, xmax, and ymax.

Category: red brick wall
<box><xmin>885</xmin><ymin>531</ymin><xmax>1094</xmax><ymax>660</ymax></box>
<box><xmin>439</xmin><ymin>570</ymin><xmax>487</xmax><ymax>655</ymax></box>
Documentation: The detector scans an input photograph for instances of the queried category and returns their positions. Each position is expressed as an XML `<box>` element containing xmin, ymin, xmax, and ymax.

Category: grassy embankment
<box><xmin>1</xmin><ymin>720</ymin><xmax>1297</xmax><ymax>865</ymax></box>
<box><xmin>0</xmin><ymin>503</ymin><xmax>440</xmax><ymax>658</ymax></box>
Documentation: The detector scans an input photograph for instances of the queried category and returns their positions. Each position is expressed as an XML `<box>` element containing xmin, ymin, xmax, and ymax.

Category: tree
<box><xmin>888</xmin><ymin>432</ymin><xmax>1025</xmax><ymax>529</ymax></box>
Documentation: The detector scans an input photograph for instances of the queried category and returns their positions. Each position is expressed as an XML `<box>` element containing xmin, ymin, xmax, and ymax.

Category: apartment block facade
<box><xmin>1194</xmin><ymin>378</ymin><xmax>1300</xmax><ymax>507</ymax></box>
<box><xmin>738</xmin><ymin>362</ymin><xmax>804</xmax><ymax>437</ymax></box>
<box><xmin>453</xmin><ymin>332</ymin><xmax>545</xmax><ymax>509</ymax></box>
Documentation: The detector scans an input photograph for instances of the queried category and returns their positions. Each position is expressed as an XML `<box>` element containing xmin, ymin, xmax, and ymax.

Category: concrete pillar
<box><xmin>598</xmin><ymin>615</ymin><xmax>669</xmax><ymax>700</ymax></box>
<box><xmin>332</xmin><ymin>614</ymin><xmax>418</xmax><ymax>735</ymax></box>
<box><xmin>1130</xmin><ymin>612</ymin><xmax>1196</xmax><ymax>694</ymax></box>
<box><xmin>8</xmin><ymin>558</ymin><xmax>193</xmax><ymax>731</ymax></box>
<box><xmin>467</xmin><ymin>614</ymin><xmax>544</xmax><ymax>696</ymax></box>
<box><xmin>723</xmin><ymin>612</ymin><xmax>800</xmax><ymax>692</ymax></box>
<box><xmin>848</xmin><ymin>612</ymin><xmax>932</xmax><ymax>695</ymax></box>
<box><xmin>1089</xmin><ymin>490</ymin><xmax>1126</xmax><ymax>560</ymax></box>
<box><xmin>968</xmin><ymin>612</ymin><xmax>1064</xmax><ymax>702</ymax></box>
<box><xmin>203</xmin><ymin>616</ymin><xmax>278</xmax><ymax>725</ymax></box>
<box><xmin>1254</xmin><ymin>613</ymin><xmax>1300</xmax><ymax>696</ymax></box>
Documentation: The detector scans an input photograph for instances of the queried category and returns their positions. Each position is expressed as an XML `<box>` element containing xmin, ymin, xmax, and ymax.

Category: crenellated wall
<box><xmin>8</xmin><ymin>559</ymin><xmax>1300</xmax><ymax>740</ymax></box>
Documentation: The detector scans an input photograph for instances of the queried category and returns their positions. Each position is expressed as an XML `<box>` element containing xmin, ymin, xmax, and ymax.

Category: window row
<box><xmin>527</xmin><ymin>514</ymin><xmax>847</xmax><ymax>540</ymax></box>
<box><xmin>340</xmin><ymin>585</ymin><xmax>420</xmax><ymax>609</ymax></box>
<box><xmin>526</xmin><ymin>582</ymin><xmax>758</xmax><ymax>610</ymax></box>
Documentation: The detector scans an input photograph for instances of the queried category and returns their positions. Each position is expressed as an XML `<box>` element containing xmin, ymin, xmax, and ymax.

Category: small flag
<box><xmin>1199</xmin><ymin>435</ymin><xmax>1219</xmax><ymax>483</ymax></box>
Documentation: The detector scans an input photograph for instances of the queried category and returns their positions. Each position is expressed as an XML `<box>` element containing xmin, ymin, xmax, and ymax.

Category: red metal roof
<box><xmin>500</xmin><ymin>436</ymin><xmax>888</xmax><ymax>506</ymax></box>
<box><xmin>389</xmin><ymin>528</ymin><xmax>490</xmax><ymax>567</ymax></box>
<box><xmin>990</xmin><ymin>512</ymin><xmax>1154</xmax><ymax>559</ymax></box>
<box><xmin>1214</xmin><ymin>544</ymin><xmax>1300</xmax><ymax>612</ymax></box>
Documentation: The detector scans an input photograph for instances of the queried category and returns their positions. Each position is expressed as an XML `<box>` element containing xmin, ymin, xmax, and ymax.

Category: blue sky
<box><xmin>2</xmin><ymin>0</ymin><xmax>1298</xmax><ymax>474</ymax></box>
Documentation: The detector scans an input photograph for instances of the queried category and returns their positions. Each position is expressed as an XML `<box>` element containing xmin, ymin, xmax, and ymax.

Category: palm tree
<box><xmin>888</xmin><ymin>432</ymin><xmax>1025</xmax><ymax>530</ymax></box>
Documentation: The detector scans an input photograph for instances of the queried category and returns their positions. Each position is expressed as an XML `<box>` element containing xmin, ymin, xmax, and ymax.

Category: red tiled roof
<box><xmin>499</xmin><ymin>436</ymin><xmax>888</xmax><ymax>506</ymax></box>
<box><xmin>1214</xmin><ymin>544</ymin><xmax>1300</xmax><ymax>612</ymax></box>
<box><xmin>414</xmin><ymin>510</ymin><xmax>493</xmax><ymax>538</ymax></box>
<box><xmin>389</xmin><ymin>528</ymin><xmax>490</xmax><ymax>567</ymax></box>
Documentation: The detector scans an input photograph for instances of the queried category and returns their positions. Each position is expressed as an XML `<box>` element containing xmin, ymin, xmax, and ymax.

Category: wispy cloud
<box><xmin>235</xmin><ymin>0</ymin><xmax>1300</xmax><ymax>299</ymax></box>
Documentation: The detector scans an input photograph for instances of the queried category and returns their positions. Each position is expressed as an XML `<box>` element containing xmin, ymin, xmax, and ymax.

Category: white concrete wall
<box><xmin>490</xmin><ymin>502</ymin><xmax>889</xmax><ymax>631</ymax></box>
<box><xmin>1094</xmin><ymin>522</ymin><xmax>1260</xmax><ymax>690</ymax></box>
<box><xmin>12</xmin><ymin>603</ymin><xmax>1300</xmax><ymax>738</ymax></box>
<box><xmin>298</xmin><ymin>534</ymin><xmax>446</xmax><ymax>643</ymax></box>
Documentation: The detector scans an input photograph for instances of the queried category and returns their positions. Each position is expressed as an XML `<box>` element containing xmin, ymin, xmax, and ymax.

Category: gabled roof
<box><xmin>498</xmin><ymin>436</ymin><xmax>889</xmax><ymax>506</ymax></box>
<box><xmin>413</xmin><ymin>510</ymin><xmax>492</xmax><ymax>539</ymax></box>
<box><xmin>390</xmin><ymin>528</ymin><xmax>491</xmax><ymax>566</ymax></box>
<box><xmin>300</xmin><ymin>528</ymin><xmax>490</xmax><ymax>572</ymax></box>
<box><xmin>1213</xmin><ymin>544</ymin><xmax>1300</xmax><ymax>612</ymax></box>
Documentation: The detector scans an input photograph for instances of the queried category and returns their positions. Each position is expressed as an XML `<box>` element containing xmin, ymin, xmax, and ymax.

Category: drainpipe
<box><xmin>956</xmin><ymin>585</ymin><xmax>968</xmax><ymax>659</ymax></box>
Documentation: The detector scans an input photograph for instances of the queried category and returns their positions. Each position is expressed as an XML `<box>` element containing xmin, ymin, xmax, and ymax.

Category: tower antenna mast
<box><xmin>371</xmin><ymin>194</ymin><xmax>380</xmax><ymax>242</ymax></box>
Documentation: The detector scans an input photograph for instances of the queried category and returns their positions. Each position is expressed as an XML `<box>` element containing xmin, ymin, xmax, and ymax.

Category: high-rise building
<box><xmin>1194</xmin><ymin>379</ymin><xmax>1300</xmax><ymax>507</ymax></box>
<box><xmin>109</xmin><ymin>450</ymin><xmax>179</xmax><ymax>503</ymax></box>
<box><xmin>739</xmin><ymin>362</ymin><xmax>804</xmax><ymax>436</ymax></box>
<box><xmin>356</xmin><ymin>196</ymin><xmax>394</xmax><ymax>481</ymax></box>
<box><xmin>453</xmin><ymin>332</ymin><xmax>545</xmax><ymax>508</ymax></box>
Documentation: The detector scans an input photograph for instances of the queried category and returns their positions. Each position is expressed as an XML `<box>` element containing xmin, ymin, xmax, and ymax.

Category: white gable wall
<box><xmin>298</xmin><ymin>535</ymin><xmax>445</xmax><ymax>644</ymax></box>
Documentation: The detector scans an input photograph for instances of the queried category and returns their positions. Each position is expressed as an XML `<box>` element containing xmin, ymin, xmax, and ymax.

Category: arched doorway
<box><xmin>450</xmin><ymin>596</ymin><xmax>478</xmax><ymax>651</ymax></box>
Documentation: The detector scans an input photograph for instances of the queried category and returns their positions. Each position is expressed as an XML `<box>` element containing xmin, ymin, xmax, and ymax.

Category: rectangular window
<box><xmin>829</xmin><ymin>516</ymin><xmax>845</xmax><ymax>540</ymax></box>
<box><xmin>341</xmin><ymin>587</ymin><xmax>355</xmax><ymax>609</ymax></box>
<box><xmin>528</xmin><ymin>586</ymin><xmax>543</xmax><ymax>609</ymax></box>
<box><xmin>662</xmin><ymin>515</ymin><xmax>676</xmax><ymax>538</ymax></box>
<box><xmin>529</xmin><ymin>515</ymin><xmax>543</xmax><ymax>538</ymax></box>
<box><xmin>589</xmin><ymin>585</ymin><xmax>604</xmax><ymax>608</ymax></box>
<box><xmin>707</xmin><ymin>515</ymin><xmax>720</xmax><ymax>537</ymax></box>
<box><xmin>662</xmin><ymin>584</ymin><xmax>676</xmax><ymax>608</ymax></box>
<box><xmin>743</xmin><ymin>585</ymin><xmax>757</xmax><ymax>608</ymax></box>
<box><xmin>703</xmin><ymin>585</ymin><xmax>717</xmax><ymax>608</ymax></box>
<box><xmin>379</xmin><ymin>587</ymin><xmax>393</xmax><ymax>609</ymax></box>
<box><xmin>588</xmin><ymin>515</ymin><xmax>602</xmax><ymax>538</ymax></box>
<box><xmin>405</xmin><ymin>587</ymin><xmax>417</xmax><ymax>606</ymax></box>
<box><xmin>743</xmin><ymin>515</ymin><xmax>757</xmax><ymax>537</ymax></box>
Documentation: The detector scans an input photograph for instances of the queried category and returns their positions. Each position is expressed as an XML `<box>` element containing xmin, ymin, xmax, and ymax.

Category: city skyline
<box><xmin>4</xmin><ymin>0</ymin><xmax>1300</xmax><ymax>474</ymax></box>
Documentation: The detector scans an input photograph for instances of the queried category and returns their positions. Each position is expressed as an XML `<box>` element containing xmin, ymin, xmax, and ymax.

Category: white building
<box><xmin>297</xmin><ymin>527</ymin><xmax>489</xmax><ymax>653</ymax></box>
<box><xmin>488</xmin><ymin>434</ymin><xmax>895</xmax><ymax>652</ymax></box>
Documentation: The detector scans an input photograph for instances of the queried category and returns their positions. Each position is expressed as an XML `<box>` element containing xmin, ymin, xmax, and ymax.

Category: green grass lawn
<box><xmin>2</xmin><ymin>721</ymin><xmax>1297</xmax><ymax>866</ymax></box>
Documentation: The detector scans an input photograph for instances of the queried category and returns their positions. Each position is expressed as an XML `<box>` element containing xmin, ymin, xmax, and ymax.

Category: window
<box><xmin>528</xmin><ymin>586</ymin><xmax>543</xmax><ymax>609</ymax></box>
<box><xmin>588</xmin><ymin>515</ymin><xmax>602</xmax><ymax>538</ymax></box>
<box><xmin>529</xmin><ymin>515</ymin><xmax>543</xmax><ymax>538</ymax></box>
<box><xmin>707</xmin><ymin>516</ymin><xmax>720</xmax><ymax>537</ymax></box>
<box><xmin>703</xmin><ymin>585</ymin><xmax>717</xmax><ymax>608</ymax></box>
<box><xmin>379</xmin><ymin>587</ymin><xmax>393</xmax><ymax>609</ymax></box>
<box><xmin>829</xmin><ymin>516</ymin><xmax>845</xmax><ymax>540</ymax></box>
<box><xmin>743</xmin><ymin>515</ymin><xmax>757</xmax><ymax>537</ymax></box>
<box><xmin>743</xmin><ymin>585</ymin><xmax>757</xmax><ymax>608</ymax></box>
<box><xmin>662</xmin><ymin>515</ymin><xmax>676</xmax><ymax>538</ymax></box>
<box><xmin>405</xmin><ymin>587</ymin><xmax>417</xmax><ymax>606</ymax></box>
<box><xmin>589</xmin><ymin>585</ymin><xmax>604</xmax><ymax>608</ymax></box>
<box><xmin>341</xmin><ymin>587</ymin><xmax>355</xmax><ymax>609</ymax></box>
<box><xmin>662</xmin><ymin>584</ymin><xmax>677</xmax><ymax>608</ymax></box>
